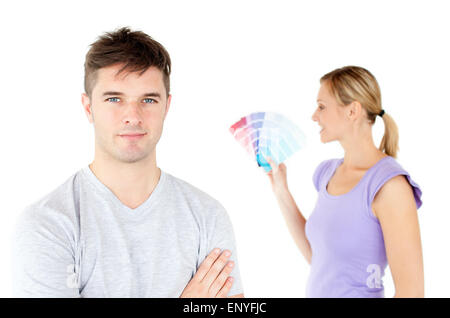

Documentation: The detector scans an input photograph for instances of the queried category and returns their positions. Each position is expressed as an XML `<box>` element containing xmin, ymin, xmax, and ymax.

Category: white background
<box><xmin>1</xmin><ymin>0</ymin><xmax>449</xmax><ymax>297</ymax></box>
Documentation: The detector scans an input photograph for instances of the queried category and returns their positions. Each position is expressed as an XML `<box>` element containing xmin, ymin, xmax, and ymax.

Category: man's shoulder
<box><xmin>15</xmin><ymin>170</ymin><xmax>82</xmax><ymax>234</ymax></box>
<box><xmin>163</xmin><ymin>171</ymin><xmax>226</xmax><ymax>216</ymax></box>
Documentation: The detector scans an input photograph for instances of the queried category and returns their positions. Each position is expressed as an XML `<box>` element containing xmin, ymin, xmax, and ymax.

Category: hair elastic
<box><xmin>378</xmin><ymin>109</ymin><xmax>385</xmax><ymax>117</ymax></box>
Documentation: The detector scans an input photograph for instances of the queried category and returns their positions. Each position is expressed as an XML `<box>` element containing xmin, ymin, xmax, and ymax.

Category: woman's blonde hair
<box><xmin>320</xmin><ymin>66</ymin><xmax>399</xmax><ymax>158</ymax></box>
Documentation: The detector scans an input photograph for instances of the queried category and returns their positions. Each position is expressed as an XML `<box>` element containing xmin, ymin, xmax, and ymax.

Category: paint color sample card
<box><xmin>229</xmin><ymin>112</ymin><xmax>306</xmax><ymax>172</ymax></box>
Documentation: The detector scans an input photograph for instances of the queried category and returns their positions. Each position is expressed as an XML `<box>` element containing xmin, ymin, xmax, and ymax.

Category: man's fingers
<box><xmin>193</xmin><ymin>248</ymin><xmax>221</xmax><ymax>282</ymax></box>
<box><xmin>209</xmin><ymin>260</ymin><xmax>234</xmax><ymax>296</ymax></box>
<box><xmin>202</xmin><ymin>250</ymin><xmax>231</xmax><ymax>287</ymax></box>
<box><xmin>216</xmin><ymin>277</ymin><xmax>234</xmax><ymax>298</ymax></box>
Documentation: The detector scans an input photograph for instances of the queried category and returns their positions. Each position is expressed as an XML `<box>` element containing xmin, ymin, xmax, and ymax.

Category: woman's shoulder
<box><xmin>367</xmin><ymin>156</ymin><xmax>423</xmax><ymax>210</ymax></box>
<box><xmin>368</xmin><ymin>155</ymin><xmax>414</xmax><ymax>185</ymax></box>
<box><xmin>372</xmin><ymin>155</ymin><xmax>404</xmax><ymax>172</ymax></box>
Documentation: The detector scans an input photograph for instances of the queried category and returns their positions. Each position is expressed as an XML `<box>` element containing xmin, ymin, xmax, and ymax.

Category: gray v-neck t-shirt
<box><xmin>12</xmin><ymin>166</ymin><xmax>243</xmax><ymax>297</ymax></box>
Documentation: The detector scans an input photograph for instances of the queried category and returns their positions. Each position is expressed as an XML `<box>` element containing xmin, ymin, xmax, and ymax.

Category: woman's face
<box><xmin>311</xmin><ymin>81</ymin><xmax>349</xmax><ymax>143</ymax></box>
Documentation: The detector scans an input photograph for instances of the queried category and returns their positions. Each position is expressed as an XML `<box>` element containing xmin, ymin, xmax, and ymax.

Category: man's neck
<box><xmin>89</xmin><ymin>156</ymin><xmax>161</xmax><ymax>210</ymax></box>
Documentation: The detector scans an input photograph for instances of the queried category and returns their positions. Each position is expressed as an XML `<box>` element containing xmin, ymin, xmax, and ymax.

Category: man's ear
<box><xmin>164</xmin><ymin>94</ymin><xmax>172</xmax><ymax>120</ymax></box>
<box><xmin>81</xmin><ymin>93</ymin><xmax>94</xmax><ymax>123</ymax></box>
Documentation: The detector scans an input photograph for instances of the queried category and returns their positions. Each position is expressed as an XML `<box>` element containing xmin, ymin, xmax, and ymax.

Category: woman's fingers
<box><xmin>265</xmin><ymin>156</ymin><xmax>278</xmax><ymax>173</ymax></box>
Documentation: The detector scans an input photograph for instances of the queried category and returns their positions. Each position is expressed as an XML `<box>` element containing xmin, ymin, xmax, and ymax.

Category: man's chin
<box><xmin>113</xmin><ymin>149</ymin><xmax>151</xmax><ymax>164</ymax></box>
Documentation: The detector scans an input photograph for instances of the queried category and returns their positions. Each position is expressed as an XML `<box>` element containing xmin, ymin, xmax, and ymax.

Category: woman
<box><xmin>266</xmin><ymin>66</ymin><xmax>424</xmax><ymax>298</ymax></box>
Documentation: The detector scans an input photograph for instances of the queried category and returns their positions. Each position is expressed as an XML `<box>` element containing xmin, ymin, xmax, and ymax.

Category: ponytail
<box><xmin>378</xmin><ymin>112</ymin><xmax>399</xmax><ymax>158</ymax></box>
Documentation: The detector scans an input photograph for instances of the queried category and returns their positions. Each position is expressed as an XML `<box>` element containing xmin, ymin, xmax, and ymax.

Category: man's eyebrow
<box><xmin>102</xmin><ymin>91</ymin><xmax>124</xmax><ymax>96</ymax></box>
<box><xmin>142</xmin><ymin>92</ymin><xmax>161</xmax><ymax>98</ymax></box>
<box><xmin>102</xmin><ymin>91</ymin><xmax>161</xmax><ymax>98</ymax></box>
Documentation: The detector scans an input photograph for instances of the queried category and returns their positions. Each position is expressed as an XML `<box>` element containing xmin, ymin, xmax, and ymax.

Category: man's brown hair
<box><xmin>84</xmin><ymin>26</ymin><xmax>171</xmax><ymax>98</ymax></box>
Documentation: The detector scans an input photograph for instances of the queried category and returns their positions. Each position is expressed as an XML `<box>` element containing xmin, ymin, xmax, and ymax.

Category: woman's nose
<box><xmin>311</xmin><ymin>110</ymin><xmax>318</xmax><ymax>122</ymax></box>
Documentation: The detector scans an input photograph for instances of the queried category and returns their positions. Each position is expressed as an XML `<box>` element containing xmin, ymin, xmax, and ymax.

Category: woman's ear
<box><xmin>348</xmin><ymin>100</ymin><xmax>362</xmax><ymax>121</ymax></box>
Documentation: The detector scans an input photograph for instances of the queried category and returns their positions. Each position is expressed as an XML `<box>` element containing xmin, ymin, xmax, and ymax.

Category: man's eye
<box><xmin>107</xmin><ymin>97</ymin><xmax>120</xmax><ymax>102</ymax></box>
<box><xmin>143</xmin><ymin>98</ymin><xmax>156</xmax><ymax>104</ymax></box>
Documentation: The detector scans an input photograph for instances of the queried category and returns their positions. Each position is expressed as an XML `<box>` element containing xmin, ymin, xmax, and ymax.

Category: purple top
<box><xmin>305</xmin><ymin>156</ymin><xmax>422</xmax><ymax>298</ymax></box>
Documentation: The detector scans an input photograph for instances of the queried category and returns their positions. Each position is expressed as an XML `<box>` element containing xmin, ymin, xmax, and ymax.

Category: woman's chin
<box><xmin>320</xmin><ymin>135</ymin><xmax>333</xmax><ymax>143</ymax></box>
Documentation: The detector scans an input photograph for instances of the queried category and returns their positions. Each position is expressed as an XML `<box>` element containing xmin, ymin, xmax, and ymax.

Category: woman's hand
<box><xmin>266</xmin><ymin>157</ymin><xmax>288</xmax><ymax>194</ymax></box>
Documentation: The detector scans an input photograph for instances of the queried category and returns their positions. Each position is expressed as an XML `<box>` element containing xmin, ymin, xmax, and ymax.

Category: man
<box><xmin>12</xmin><ymin>27</ymin><xmax>244</xmax><ymax>298</ymax></box>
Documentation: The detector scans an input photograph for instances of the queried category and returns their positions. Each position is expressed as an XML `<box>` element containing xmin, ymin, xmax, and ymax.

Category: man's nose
<box><xmin>122</xmin><ymin>102</ymin><xmax>143</xmax><ymax>125</ymax></box>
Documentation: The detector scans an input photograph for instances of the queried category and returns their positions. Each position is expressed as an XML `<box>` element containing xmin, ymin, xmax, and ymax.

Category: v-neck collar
<box><xmin>81</xmin><ymin>164</ymin><xmax>167</xmax><ymax>215</ymax></box>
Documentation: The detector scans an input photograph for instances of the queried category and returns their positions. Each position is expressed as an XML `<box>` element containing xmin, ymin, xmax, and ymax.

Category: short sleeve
<box><xmin>367</xmin><ymin>162</ymin><xmax>423</xmax><ymax>215</ymax></box>
<box><xmin>404</xmin><ymin>174</ymin><xmax>422</xmax><ymax>209</ymax></box>
<box><xmin>11</xmin><ymin>206</ymin><xmax>81</xmax><ymax>298</ymax></box>
<box><xmin>312</xmin><ymin>159</ymin><xmax>334</xmax><ymax>192</ymax></box>
<box><xmin>197</xmin><ymin>203</ymin><xmax>244</xmax><ymax>297</ymax></box>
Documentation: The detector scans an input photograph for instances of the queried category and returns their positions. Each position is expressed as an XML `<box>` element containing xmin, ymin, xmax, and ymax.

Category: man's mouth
<box><xmin>119</xmin><ymin>133</ymin><xmax>147</xmax><ymax>140</ymax></box>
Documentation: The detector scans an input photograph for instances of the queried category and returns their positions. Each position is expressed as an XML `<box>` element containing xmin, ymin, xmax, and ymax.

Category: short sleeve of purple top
<box><xmin>305</xmin><ymin>156</ymin><xmax>423</xmax><ymax>298</ymax></box>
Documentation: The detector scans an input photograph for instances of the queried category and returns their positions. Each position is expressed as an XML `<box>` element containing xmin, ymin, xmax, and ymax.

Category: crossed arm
<box><xmin>13</xmin><ymin>209</ymin><xmax>243</xmax><ymax>298</ymax></box>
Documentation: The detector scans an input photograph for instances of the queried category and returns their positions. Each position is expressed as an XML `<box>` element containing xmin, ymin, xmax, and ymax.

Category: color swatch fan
<box><xmin>229</xmin><ymin>112</ymin><xmax>306</xmax><ymax>172</ymax></box>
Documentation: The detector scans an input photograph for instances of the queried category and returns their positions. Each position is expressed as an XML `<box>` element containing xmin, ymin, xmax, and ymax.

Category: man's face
<box><xmin>82</xmin><ymin>63</ymin><xmax>171</xmax><ymax>164</ymax></box>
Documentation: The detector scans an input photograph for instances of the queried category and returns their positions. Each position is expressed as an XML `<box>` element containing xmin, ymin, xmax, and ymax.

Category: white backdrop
<box><xmin>1</xmin><ymin>0</ymin><xmax>448</xmax><ymax>297</ymax></box>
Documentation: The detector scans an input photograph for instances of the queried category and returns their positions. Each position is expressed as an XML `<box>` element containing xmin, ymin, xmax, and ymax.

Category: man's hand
<box><xmin>180</xmin><ymin>248</ymin><xmax>235</xmax><ymax>298</ymax></box>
